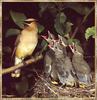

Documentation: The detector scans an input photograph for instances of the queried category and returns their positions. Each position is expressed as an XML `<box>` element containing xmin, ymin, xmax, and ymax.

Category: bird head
<box><xmin>24</xmin><ymin>18</ymin><xmax>37</xmax><ymax>23</ymax></box>
<box><xmin>41</xmin><ymin>31</ymin><xmax>64</xmax><ymax>54</ymax></box>
<box><xmin>41</xmin><ymin>31</ymin><xmax>56</xmax><ymax>48</ymax></box>
<box><xmin>69</xmin><ymin>42</ymin><xmax>83</xmax><ymax>56</ymax></box>
<box><xmin>58</xmin><ymin>34</ymin><xmax>67</xmax><ymax>47</ymax></box>
<box><xmin>24</xmin><ymin>18</ymin><xmax>37</xmax><ymax>28</ymax></box>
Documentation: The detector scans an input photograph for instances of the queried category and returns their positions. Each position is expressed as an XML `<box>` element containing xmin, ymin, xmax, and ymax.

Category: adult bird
<box><xmin>11</xmin><ymin>18</ymin><xmax>38</xmax><ymax>78</ymax></box>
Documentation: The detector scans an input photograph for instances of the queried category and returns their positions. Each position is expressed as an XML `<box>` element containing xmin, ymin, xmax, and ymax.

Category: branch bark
<box><xmin>1</xmin><ymin>54</ymin><xmax>43</xmax><ymax>75</ymax></box>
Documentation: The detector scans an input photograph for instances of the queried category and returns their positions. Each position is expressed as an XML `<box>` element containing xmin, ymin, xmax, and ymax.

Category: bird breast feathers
<box><xmin>16</xmin><ymin>42</ymin><xmax>37</xmax><ymax>59</ymax></box>
<box><xmin>20</xmin><ymin>30</ymin><xmax>38</xmax><ymax>43</ymax></box>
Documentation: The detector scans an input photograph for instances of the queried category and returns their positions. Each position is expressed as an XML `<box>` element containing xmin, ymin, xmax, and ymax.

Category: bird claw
<box><xmin>11</xmin><ymin>69</ymin><xmax>21</xmax><ymax>78</ymax></box>
<box><xmin>77</xmin><ymin>73</ymin><xmax>92</xmax><ymax>85</ymax></box>
<box><xmin>58</xmin><ymin>71</ymin><xmax>78</xmax><ymax>87</ymax></box>
<box><xmin>51</xmin><ymin>81</ymin><xmax>58</xmax><ymax>85</ymax></box>
<box><xmin>11</xmin><ymin>72</ymin><xmax>21</xmax><ymax>78</ymax></box>
<box><xmin>65</xmin><ymin>79</ymin><xmax>77</xmax><ymax>87</ymax></box>
<box><xmin>79</xmin><ymin>82</ymin><xmax>87</xmax><ymax>88</ymax></box>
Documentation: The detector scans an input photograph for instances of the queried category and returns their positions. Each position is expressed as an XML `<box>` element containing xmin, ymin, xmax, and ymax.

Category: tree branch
<box><xmin>71</xmin><ymin>6</ymin><xmax>95</xmax><ymax>39</ymax></box>
<box><xmin>1</xmin><ymin>54</ymin><xmax>43</xmax><ymax>75</ymax></box>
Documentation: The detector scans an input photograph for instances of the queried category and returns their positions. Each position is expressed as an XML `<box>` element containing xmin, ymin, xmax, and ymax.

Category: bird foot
<box><xmin>11</xmin><ymin>69</ymin><xmax>21</xmax><ymax>78</ymax></box>
<box><xmin>51</xmin><ymin>81</ymin><xmax>58</xmax><ymax>85</ymax></box>
<box><xmin>79</xmin><ymin>82</ymin><xmax>87</xmax><ymax>88</ymax></box>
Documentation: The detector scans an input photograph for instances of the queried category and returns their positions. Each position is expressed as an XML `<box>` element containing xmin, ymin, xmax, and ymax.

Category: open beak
<box><xmin>41</xmin><ymin>35</ymin><xmax>47</xmax><ymax>39</ymax></box>
<box><xmin>41</xmin><ymin>35</ymin><xmax>48</xmax><ymax>42</ymax></box>
<box><xmin>69</xmin><ymin>45</ymin><xmax>74</xmax><ymax>53</ymax></box>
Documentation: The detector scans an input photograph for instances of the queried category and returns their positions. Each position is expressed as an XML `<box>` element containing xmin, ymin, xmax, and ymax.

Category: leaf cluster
<box><xmin>85</xmin><ymin>26</ymin><xmax>95</xmax><ymax>40</ymax></box>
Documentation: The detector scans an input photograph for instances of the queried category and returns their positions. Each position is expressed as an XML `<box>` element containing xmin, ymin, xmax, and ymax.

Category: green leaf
<box><xmin>15</xmin><ymin>77</ymin><xmax>29</xmax><ymax>96</ymax></box>
<box><xmin>38</xmin><ymin>23</ymin><xmax>44</xmax><ymax>34</ymax></box>
<box><xmin>85</xmin><ymin>26</ymin><xmax>95</xmax><ymax>40</ymax></box>
<box><xmin>60</xmin><ymin>13</ymin><xmax>67</xmax><ymax>23</ymax></box>
<box><xmin>10</xmin><ymin>10</ymin><xmax>27</xmax><ymax>29</ymax></box>
<box><xmin>54</xmin><ymin>13</ymin><xmax>66</xmax><ymax>35</ymax></box>
<box><xmin>67</xmin><ymin>38</ymin><xmax>73</xmax><ymax>45</ymax></box>
<box><xmin>41</xmin><ymin>39</ymin><xmax>48</xmax><ymax>48</ymax></box>
<box><xmin>6</xmin><ymin>28</ymin><xmax>20</xmax><ymax>37</ymax></box>
<box><xmin>54</xmin><ymin>21</ymin><xmax>64</xmax><ymax>35</ymax></box>
<box><xmin>56</xmin><ymin>13</ymin><xmax>66</xmax><ymax>24</ymax></box>
<box><xmin>68</xmin><ymin>38</ymin><xmax>80</xmax><ymax>45</ymax></box>
<box><xmin>54</xmin><ymin>13</ymin><xmax>72</xmax><ymax>36</ymax></box>
<box><xmin>64</xmin><ymin>22</ymin><xmax>73</xmax><ymax>34</ymax></box>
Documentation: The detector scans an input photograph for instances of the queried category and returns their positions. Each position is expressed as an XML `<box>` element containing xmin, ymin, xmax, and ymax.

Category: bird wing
<box><xmin>11</xmin><ymin>34</ymin><xmax>21</xmax><ymax>59</ymax></box>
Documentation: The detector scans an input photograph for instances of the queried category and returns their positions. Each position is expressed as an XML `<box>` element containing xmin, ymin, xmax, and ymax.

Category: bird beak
<box><xmin>69</xmin><ymin>45</ymin><xmax>74</xmax><ymax>53</ymax></box>
<box><xmin>41</xmin><ymin>35</ymin><xmax>47</xmax><ymax>40</ymax></box>
<box><xmin>48</xmin><ymin>31</ymin><xmax>55</xmax><ymax>40</ymax></box>
<box><xmin>41</xmin><ymin>35</ymin><xmax>51</xmax><ymax>43</ymax></box>
<box><xmin>61</xmin><ymin>42</ymin><xmax>67</xmax><ymax>47</ymax></box>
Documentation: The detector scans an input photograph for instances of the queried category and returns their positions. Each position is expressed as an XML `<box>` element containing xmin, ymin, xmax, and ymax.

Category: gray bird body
<box><xmin>52</xmin><ymin>45</ymin><xmax>77</xmax><ymax>86</ymax></box>
<box><xmin>72</xmin><ymin>52</ymin><xmax>92</xmax><ymax>84</ymax></box>
<box><xmin>44</xmin><ymin>39</ymin><xmax>77</xmax><ymax>86</ymax></box>
<box><xmin>44</xmin><ymin>49</ymin><xmax>56</xmax><ymax>78</ymax></box>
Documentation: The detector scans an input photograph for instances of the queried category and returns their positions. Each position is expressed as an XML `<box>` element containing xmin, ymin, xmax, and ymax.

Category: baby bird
<box><xmin>70</xmin><ymin>43</ymin><xmax>92</xmax><ymax>85</ymax></box>
<box><xmin>43</xmin><ymin>32</ymin><xmax>77</xmax><ymax>86</ymax></box>
<box><xmin>50</xmin><ymin>39</ymin><xmax>77</xmax><ymax>86</ymax></box>
<box><xmin>11</xmin><ymin>18</ymin><xmax>38</xmax><ymax>78</ymax></box>
<box><xmin>43</xmin><ymin>31</ymin><xmax>57</xmax><ymax>80</ymax></box>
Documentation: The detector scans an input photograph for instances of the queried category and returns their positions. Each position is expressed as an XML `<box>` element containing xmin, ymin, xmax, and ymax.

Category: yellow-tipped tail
<box><xmin>11</xmin><ymin>57</ymin><xmax>23</xmax><ymax>78</ymax></box>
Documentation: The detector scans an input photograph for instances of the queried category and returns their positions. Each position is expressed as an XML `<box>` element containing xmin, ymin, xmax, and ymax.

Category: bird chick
<box><xmin>11</xmin><ymin>18</ymin><xmax>38</xmax><ymax>78</ymax></box>
<box><xmin>43</xmin><ymin>31</ymin><xmax>57</xmax><ymax>80</ymax></box>
<box><xmin>70</xmin><ymin>43</ymin><xmax>92</xmax><ymax>85</ymax></box>
<box><xmin>51</xmin><ymin>40</ymin><xmax>77</xmax><ymax>86</ymax></box>
<box><xmin>43</xmin><ymin>32</ymin><xmax>77</xmax><ymax>86</ymax></box>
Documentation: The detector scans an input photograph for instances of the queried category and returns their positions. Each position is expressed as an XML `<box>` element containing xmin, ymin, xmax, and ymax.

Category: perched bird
<box><xmin>70</xmin><ymin>43</ymin><xmax>92</xmax><ymax>85</ymax></box>
<box><xmin>11</xmin><ymin>18</ymin><xmax>38</xmax><ymax>78</ymax></box>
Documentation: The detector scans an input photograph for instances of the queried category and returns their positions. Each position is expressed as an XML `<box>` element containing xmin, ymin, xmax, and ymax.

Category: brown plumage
<box><xmin>11</xmin><ymin>18</ymin><xmax>38</xmax><ymax>78</ymax></box>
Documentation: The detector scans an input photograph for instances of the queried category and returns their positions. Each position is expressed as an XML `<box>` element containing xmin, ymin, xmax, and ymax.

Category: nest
<box><xmin>31</xmin><ymin>71</ymin><xmax>95</xmax><ymax>98</ymax></box>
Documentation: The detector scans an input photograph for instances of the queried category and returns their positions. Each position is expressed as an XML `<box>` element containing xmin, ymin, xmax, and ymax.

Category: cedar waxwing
<box><xmin>70</xmin><ymin>43</ymin><xmax>92</xmax><ymax>85</ymax></box>
<box><xmin>11</xmin><ymin>18</ymin><xmax>38</xmax><ymax>78</ymax></box>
